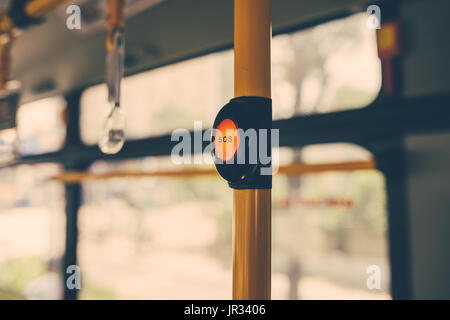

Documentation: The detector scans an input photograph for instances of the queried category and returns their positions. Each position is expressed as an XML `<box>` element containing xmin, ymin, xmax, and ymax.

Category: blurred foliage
<box><xmin>0</xmin><ymin>256</ymin><xmax>46</xmax><ymax>295</ymax></box>
<box><xmin>0</xmin><ymin>290</ymin><xmax>23</xmax><ymax>299</ymax></box>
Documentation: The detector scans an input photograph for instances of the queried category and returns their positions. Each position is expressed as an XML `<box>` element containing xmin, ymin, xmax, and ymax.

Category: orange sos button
<box><xmin>214</xmin><ymin>118</ymin><xmax>240</xmax><ymax>162</ymax></box>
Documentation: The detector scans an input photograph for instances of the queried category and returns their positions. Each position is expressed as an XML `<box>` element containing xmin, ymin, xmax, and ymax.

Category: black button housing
<box><xmin>211</xmin><ymin>96</ymin><xmax>272</xmax><ymax>189</ymax></box>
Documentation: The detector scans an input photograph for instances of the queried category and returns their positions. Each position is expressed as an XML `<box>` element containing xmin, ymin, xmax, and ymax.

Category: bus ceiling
<box><xmin>2</xmin><ymin>0</ymin><xmax>375</xmax><ymax>102</ymax></box>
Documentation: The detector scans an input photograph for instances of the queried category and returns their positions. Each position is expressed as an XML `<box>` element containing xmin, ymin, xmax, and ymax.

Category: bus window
<box><xmin>77</xmin><ymin>143</ymin><xmax>389</xmax><ymax>299</ymax></box>
<box><xmin>17</xmin><ymin>96</ymin><xmax>67</xmax><ymax>155</ymax></box>
<box><xmin>0</xmin><ymin>129</ymin><xmax>16</xmax><ymax>163</ymax></box>
<box><xmin>273</xmin><ymin>13</ymin><xmax>381</xmax><ymax>118</ymax></box>
<box><xmin>80</xmin><ymin>50</ymin><xmax>234</xmax><ymax>145</ymax></box>
<box><xmin>0</xmin><ymin>163</ymin><xmax>65</xmax><ymax>300</ymax></box>
<box><xmin>272</xmin><ymin>144</ymin><xmax>390</xmax><ymax>299</ymax></box>
<box><xmin>79</xmin><ymin>157</ymin><xmax>232</xmax><ymax>299</ymax></box>
<box><xmin>80</xmin><ymin>12</ymin><xmax>380</xmax><ymax>145</ymax></box>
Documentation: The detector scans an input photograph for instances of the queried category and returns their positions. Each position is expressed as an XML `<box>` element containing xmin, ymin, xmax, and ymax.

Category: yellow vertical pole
<box><xmin>233</xmin><ymin>0</ymin><xmax>271</xmax><ymax>300</ymax></box>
